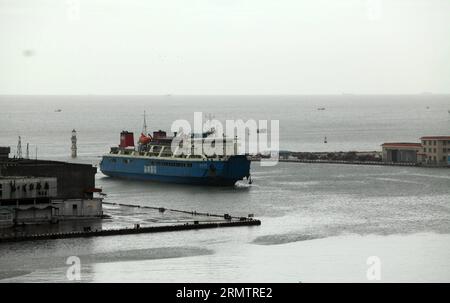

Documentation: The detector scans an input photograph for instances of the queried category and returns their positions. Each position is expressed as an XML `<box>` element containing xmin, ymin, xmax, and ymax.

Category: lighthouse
<box><xmin>71</xmin><ymin>129</ymin><xmax>77</xmax><ymax>158</ymax></box>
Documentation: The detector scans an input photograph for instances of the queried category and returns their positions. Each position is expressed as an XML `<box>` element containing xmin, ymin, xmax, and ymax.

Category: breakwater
<box><xmin>249</xmin><ymin>150</ymin><xmax>421</xmax><ymax>167</ymax></box>
<box><xmin>0</xmin><ymin>202</ymin><xmax>261</xmax><ymax>244</ymax></box>
<box><xmin>253</xmin><ymin>158</ymin><xmax>419</xmax><ymax>167</ymax></box>
<box><xmin>0</xmin><ymin>219</ymin><xmax>261</xmax><ymax>243</ymax></box>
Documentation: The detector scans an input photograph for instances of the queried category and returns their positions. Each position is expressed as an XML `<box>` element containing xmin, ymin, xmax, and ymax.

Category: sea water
<box><xmin>0</xmin><ymin>95</ymin><xmax>449</xmax><ymax>282</ymax></box>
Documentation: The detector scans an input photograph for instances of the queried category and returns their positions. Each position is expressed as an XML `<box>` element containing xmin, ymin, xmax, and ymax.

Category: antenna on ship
<box><xmin>204</xmin><ymin>113</ymin><xmax>216</xmax><ymax>136</ymax></box>
<box><xmin>26</xmin><ymin>143</ymin><xmax>29</xmax><ymax>159</ymax></box>
<box><xmin>142</xmin><ymin>110</ymin><xmax>148</xmax><ymax>134</ymax></box>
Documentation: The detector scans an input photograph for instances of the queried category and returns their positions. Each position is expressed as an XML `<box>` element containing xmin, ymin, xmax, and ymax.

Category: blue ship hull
<box><xmin>100</xmin><ymin>155</ymin><xmax>251</xmax><ymax>186</ymax></box>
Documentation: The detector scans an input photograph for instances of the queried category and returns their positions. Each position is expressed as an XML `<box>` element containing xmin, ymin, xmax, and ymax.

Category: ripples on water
<box><xmin>1</xmin><ymin>163</ymin><xmax>448</xmax><ymax>281</ymax></box>
<box><xmin>0</xmin><ymin>95</ymin><xmax>449</xmax><ymax>281</ymax></box>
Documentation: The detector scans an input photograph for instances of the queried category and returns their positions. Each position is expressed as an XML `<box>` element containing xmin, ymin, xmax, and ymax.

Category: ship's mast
<box><xmin>142</xmin><ymin>110</ymin><xmax>148</xmax><ymax>134</ymax></box>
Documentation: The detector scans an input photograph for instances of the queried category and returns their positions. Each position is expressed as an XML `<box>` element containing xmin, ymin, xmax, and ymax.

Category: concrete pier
<box><xmin>0</xmin><ymin>202</ymin><xmax>262</xmax><ymax>243</ymax></box>
<box><xmin>255</xmin><ymin>158</ymin><xmax>419</xmax><ymax>167</ymax></box>
<box><xmin>0</xmin><ymin>219</ymin><xmax>261</xmax><ymax>243</ymax></box>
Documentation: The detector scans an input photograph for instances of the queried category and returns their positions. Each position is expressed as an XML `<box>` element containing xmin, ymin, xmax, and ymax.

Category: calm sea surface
<box><xmin>0</xmin><ymin>95</ymin><xmax>449</xmax><ymax>282</ymax></box>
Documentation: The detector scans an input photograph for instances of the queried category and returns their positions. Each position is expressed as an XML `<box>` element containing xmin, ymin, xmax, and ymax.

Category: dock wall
<box><xmin>273</xmin><ymin>158</ymin><xmax>419</xmax><ymax>166</ymax></box>
<box><xmin>251</xmin><ymin>157</ymin><xmax>422</xmax><ymax>167</ymax></box>
<box><xmin>0</xmin><ymin>219</ymin><xmax>261</xmax><ymax>244</ymax></box>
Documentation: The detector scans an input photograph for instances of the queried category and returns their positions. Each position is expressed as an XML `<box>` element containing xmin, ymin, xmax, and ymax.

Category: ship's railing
<box><xmin>111</xmin><ymin>140</ymin><xmax>240</xmax><ymax>160</ymax></box>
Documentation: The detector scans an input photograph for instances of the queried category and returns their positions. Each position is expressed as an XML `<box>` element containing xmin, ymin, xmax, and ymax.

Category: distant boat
<box><xmin>317</xmin><ymin>107</ymin><xmax>326</xmax><ymax>111</ymax></box>
<box><xmin>55</xmin><ymin>109</ymin><xmax>62</xmax><ymax>112</ymax></box>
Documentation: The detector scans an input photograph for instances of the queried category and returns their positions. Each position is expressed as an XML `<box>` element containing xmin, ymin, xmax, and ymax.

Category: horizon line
<box><xmin>1</xmin><ymin>93</ymin><xmax>450</xmax><ymax>97</ymax></box>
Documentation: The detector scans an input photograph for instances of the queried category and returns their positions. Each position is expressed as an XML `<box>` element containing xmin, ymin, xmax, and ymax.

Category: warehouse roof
<box><xmin>0</xmin><ymin>158</ymin><xmax>93</xmax><ymax>168</ymax></box>
<box><xmin>381</xmin><ymin>142</ymin><xmax>422</xmax><ymax>148</ymax></box>
<box><xmin>420</xmin><ymin>136</ymin><xmax>450</xmax><ymax>140</ymax></box>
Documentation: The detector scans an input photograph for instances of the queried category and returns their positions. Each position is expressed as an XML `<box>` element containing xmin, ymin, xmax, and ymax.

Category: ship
<box><xmin>99</xmin><ymin>117</ymin><xmax>251</xmax><ymax>186</ymax></box>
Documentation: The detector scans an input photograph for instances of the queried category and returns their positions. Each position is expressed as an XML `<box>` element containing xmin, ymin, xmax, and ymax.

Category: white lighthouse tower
<box><xmin>71</xmin><ymin>129</ymin><xmax>77</xmax><ymax>158</ymax></box>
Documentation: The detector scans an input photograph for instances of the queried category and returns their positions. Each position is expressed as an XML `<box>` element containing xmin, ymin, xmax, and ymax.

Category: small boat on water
<box><xmin>55</xmin><ymin>109</ymin><xmax>62</xmax><ymax>112</ymax></box>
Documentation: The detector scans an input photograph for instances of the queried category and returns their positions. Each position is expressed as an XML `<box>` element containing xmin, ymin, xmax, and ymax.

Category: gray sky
<box><xmin>0</xmin><ymin>0</ymin><xmax>449</xmax><ymax>95</ymax></box>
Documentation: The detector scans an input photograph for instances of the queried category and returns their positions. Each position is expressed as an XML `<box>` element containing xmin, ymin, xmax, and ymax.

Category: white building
<box><xmin>52</xmin><ymin>198</ymin><xmax>103</xmax><ymax>218</ymax></box>
<box><xmin>420</xmin><ymin>136</ymin><xmax>450</xmax><ymax>166</ymax></box>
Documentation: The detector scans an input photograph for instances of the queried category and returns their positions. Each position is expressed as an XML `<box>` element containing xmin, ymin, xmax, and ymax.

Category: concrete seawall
<box><xmin>260</xmin><ymin>158</ymin><xmax>419</xmax><ymax>167</ymax></box>
<box><xmin>253</xmin><ymin>158</ymin><xmax>448</xmax><ymax>167</ymax></box>
<box><xmin>0</xmin><ymin>219</ymin><xmax>261</xmax><ymax>244</ymax></box>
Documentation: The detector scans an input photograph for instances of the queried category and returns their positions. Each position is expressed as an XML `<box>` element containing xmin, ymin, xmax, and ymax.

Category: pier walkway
<box><xmin>0</xmin><ymin>202</ymin><xmax>261</xmax><ymax>243</ymax></box>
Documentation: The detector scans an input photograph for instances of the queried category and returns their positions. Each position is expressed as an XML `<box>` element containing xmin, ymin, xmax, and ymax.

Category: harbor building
<box><xmin>0</xmin><ymin>147</ymin><xmax>103</xmax><ymax>227</ymax></box>
<box><xmin>381</xmin><ymin>143</ymin><xmax>422</xmax><ymax>163</ymax></box>
<box><xmin>420</xmin><ymin>136</ymin><xmax>450</xmax><ymax>165</ymax></box>
<box><xmin>0</xmin><ymin>147</ymin><xmax>10</xmax><ymax>160</ymax></box>
<box><xmin>51</xmin><ymin>198</ymin><xmax>103</xmax><ymax>218</ymax></box>
<box><xmin>0</xmin><ymin>158</ymin><xmax>97</xmax><ymax>200</ymax></box>
<box><xmin>0</xmin><ymin>176</ymin><xmax>57</xmax><ymax>224</ymax></box>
